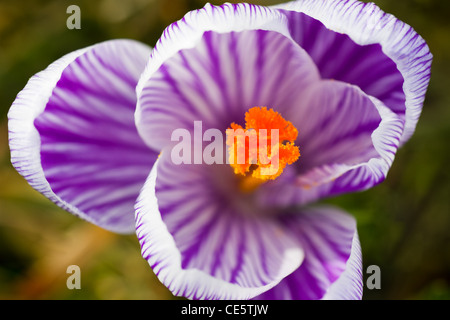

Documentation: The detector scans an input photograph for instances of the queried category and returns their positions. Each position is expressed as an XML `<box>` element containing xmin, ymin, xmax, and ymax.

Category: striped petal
<box><xmin>135</xmin><ymin>151</ymin><xmax>304</xmax><ymax>300</ymax></box>
<box><xmin>256</xmin><ymin>82</ymin><xmax>404</xmax><ymax>207</ymax></box>
<box><xmin>274</xmin><ymin>0</ymin><xmax>432</xmax><ymax>144</ymax></box>
<box><xmin>256</xmin><ymin>206</ymin><xmax>363</xmax><ymax>300</ymax></box>
<box><xmin>136</xmin><ymin>2</ymin><xmax>320</xmax><ymax>151</ymax></box>
<box><xmin>8</xmin><ymin>40</ymin><xmax>157</xmax><ymax>233</ymax></box>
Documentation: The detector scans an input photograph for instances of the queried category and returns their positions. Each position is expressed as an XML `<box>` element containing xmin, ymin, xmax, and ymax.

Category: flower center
<box><xmin>226</xmin><ymin>107</ymin><xmax>300</xmax><ymax>192</ymax></box>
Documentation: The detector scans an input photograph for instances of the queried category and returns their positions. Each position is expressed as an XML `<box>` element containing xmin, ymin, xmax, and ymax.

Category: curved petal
<box><xmin>135</xmin><ymin>151</ymin><xmax>304</xmax><ymax>300</ymax></box>
<box><xmin>256</xmin><ymin>82</ymin><xmax>404</xmax><ymax>207</ymax></box>
<box><xmin>255</xmin><ymin>206</ymin><xmax>363</xmax><ymax>300</ymax></box>
<box><xmin>289</xmin><ymin>81</ymin><xmax>383</xmax><ymax>172</ymax></box>
<box><xmin>274</xmin><ymin>0</ymin><xmax>432</xmax><ymax>144</ymax></box>
<box><xmin>136</xmin><ymin>2</ymin><xmax>321</xmax><ymax>151</ymax></box>
<box><xmin>8</xmin><ymin>40</ymin><xmax>157</xmax><ymax>234</ymax></box>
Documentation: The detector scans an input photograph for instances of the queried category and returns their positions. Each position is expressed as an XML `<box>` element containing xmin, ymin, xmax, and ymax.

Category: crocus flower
<box><xmin>8</xmin><ymin>0</ymin><xmax>431</xmax><ymax>300</ymax></box>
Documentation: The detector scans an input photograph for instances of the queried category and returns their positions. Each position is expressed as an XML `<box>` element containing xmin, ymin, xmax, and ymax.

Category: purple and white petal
<box><xmin>135</xmin><ymin>152</ymin><xmax>304</xmax><ymax>300</ymax></box>
<box><xmin>8</xmin><ymin>40</ymin><xmax>157</xmax><ymax>233</ymax></box>
<box><xmin>288</xmin><ymin>81</ymin><xmax>383</xmax><ymax>172</ymax></box>
<box><xmin>136</xmin><ymin>2</ymin><xmax>321</xmax><ymax>151</ymax></box>
<box><xmin>257</xmin><ymin>82</ymin><xmax>404</xmax><ymax>206</ymax></box>
<box><xmin>274</xmin><ymin>0</ymin><xmax>432</xmax><ymax>144</ymax></box>
<box><xmin>255</xmin><ymin>206</ymin><xmax>363</xmax><ymax>300</ymax></box>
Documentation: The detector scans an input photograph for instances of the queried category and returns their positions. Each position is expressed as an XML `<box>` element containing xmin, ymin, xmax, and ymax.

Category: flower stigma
<box><xmin>226</xmin><ymin>107</ymin><xmax>300</xmax><ymax>192</ymax></box>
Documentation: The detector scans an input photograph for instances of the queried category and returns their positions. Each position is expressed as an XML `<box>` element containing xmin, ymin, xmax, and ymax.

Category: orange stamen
<box><xmin>226</xmin><ymin>107</ymin><xmax>300</xmax><ymax>190</ymax></box>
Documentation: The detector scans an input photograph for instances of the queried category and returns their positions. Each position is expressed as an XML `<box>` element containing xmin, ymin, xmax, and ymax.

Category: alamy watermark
<box><xmin>170</xmin><ymin>121</ymin><xmax>281</xmax><ymax>176</ymax></box>
<box><xmin>366</xmin><ymin>265</ymin><xmax>381</xmax><ymax>290</ymax></box>
<box><xmin>66</xmin><ymin>5</ymin><xmax>81</xmax><ymax>30</ymax></box>
<box><xmin>66</xmin><ymin>265</ymin><xmax>81</xmax><ymax>290</ymax></box>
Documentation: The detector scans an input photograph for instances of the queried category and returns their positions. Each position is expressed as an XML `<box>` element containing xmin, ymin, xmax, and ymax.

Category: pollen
<box><xmin>226</xmin><ymin>107</ymin><xmax>300</xmax><ymax>188</ymax></box>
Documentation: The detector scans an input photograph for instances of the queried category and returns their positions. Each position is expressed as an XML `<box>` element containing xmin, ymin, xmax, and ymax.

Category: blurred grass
<box><xmin>0</xmin><ymin>0</ymin><xmax>449</xmax><ymax>300</ymax></box>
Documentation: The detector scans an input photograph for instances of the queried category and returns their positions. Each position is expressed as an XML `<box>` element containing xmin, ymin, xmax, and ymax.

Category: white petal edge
<box><xmin>322</xmin><ymin>230</ymin><xmax>363</xmax><ymax>300</ymax></box>
<box><xmin>273</xmin><ymin>0</ymin><xmax>432</xmax><ymax>145</ymax></box>
<box><xmin>134</xmin><ymin>157</ymin><xmax>304</xmax><ymax>300</ymax></box>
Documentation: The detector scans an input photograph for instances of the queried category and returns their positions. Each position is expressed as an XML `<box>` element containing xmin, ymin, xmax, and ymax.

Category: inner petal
<box><xmin>256</xmin><ymin>82</ymin><xmax>404</xmax><ymax>208</ymax></box>
<box><xmin>286</xmin><ymin>80</ymin><xmax>383</xmax><ymax>174</ymax></box>
<box><xmin>136</xmin><ymin>29</ymin><xmax>321</xmax><ymax>151</ymax></box>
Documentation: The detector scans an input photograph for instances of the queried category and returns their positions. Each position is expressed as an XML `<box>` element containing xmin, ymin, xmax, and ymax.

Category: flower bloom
<box><xmin>8</xmin><ymin>0</ymin><xmax>431</xmax><ymax>300</ymax></box>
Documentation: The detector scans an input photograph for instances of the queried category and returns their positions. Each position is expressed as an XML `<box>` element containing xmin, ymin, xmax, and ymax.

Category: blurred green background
<box><xmin>0</xmin><ymin>0</ymin><xmax>449</xmax><ymax>300</ymax></box>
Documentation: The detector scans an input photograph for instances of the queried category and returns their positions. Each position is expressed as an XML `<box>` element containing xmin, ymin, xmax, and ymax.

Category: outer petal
<box><xmin>135</xmin><ymin>152</ymin><xmax>304</xmax><ymax>300</ymax></box>
<box><xmin>257</xmin><ymin>82</ymin><xmax>404</xmax><ymax>207</ymax></box>
<box><xmin>136</xmin><ymin>2</ymin><xmax>320</xmax><ymax>151</ymax></box>
<box><xmin>255</xmin><ymin>206</ymin><xmax>363</xmax><ymax>300</ymax></box>
<box><xmin>274</xmin><ymin>0</ymin><xmax>432</xmax><ymax>144</ymax></box>
<box><xmin>8</xmin><ymin>40</ymin><xmax>157</xmax><ymax>233</ymax></box>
